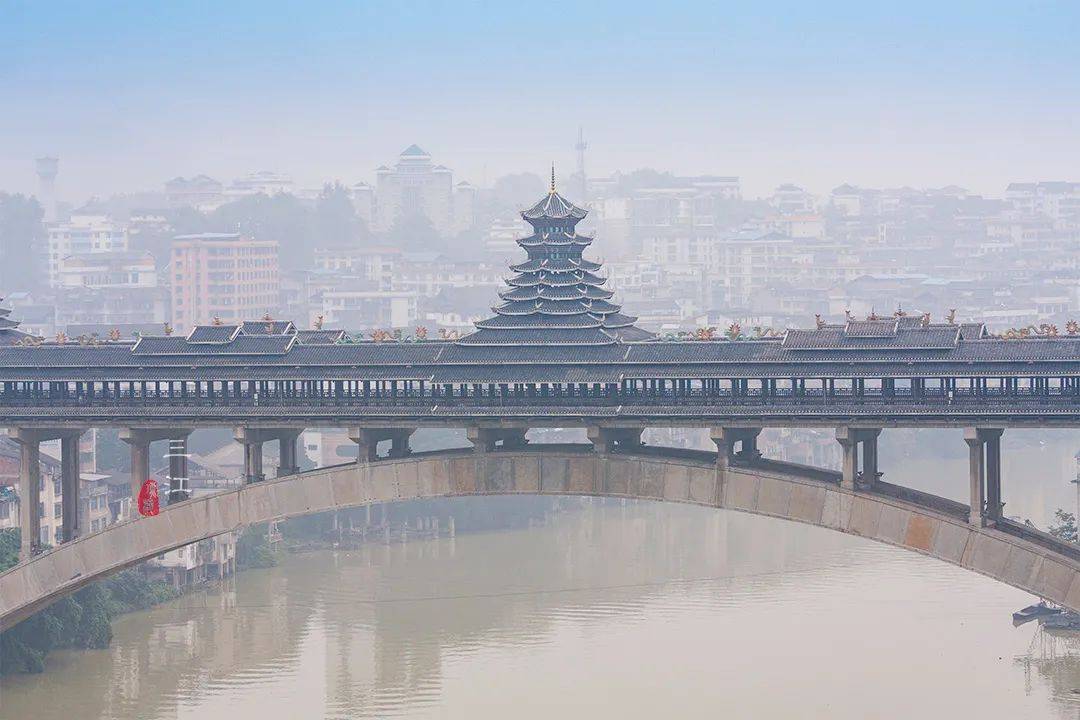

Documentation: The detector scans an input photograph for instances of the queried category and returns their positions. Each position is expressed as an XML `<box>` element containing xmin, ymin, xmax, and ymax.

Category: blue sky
<box><xmin>1</xmin><ymin>1</ymin><xmax>1078</xmax><ymax>199</ymax></box>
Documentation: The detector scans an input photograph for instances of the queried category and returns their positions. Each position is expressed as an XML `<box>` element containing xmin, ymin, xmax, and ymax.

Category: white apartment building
<box><xmin>227</xmin><ymin>171</ymin><xmax>294</xmax><ymax>198</ymax></box>
<box><xmin>639</xmin><ymin>229</ymin><xmax>796</xmax><ymax>306</ymax></box>
<box><xmin>47</xmin><ymin>215</ymin><xmax>130</xmax><ymax>287</ymax></box>
<box><xmin>313</xmin><ymin>246</ymin><xmax>399</xmax><ymax>288</ymax></box>
<box><xmin>57</xmin><ymin>251</ymin><xmax>157</xmax><ymax>289</ymax></box>
<box><xmin>1005</xmin><ymin>182</ymin><xmax>1080</xmax><ymax>220</ymax></box>
<box><xmin>320</xmin><ymin>290</ymin><xmax>417</xmax><ymax>330</ymax></box>
<box><xmin>770</xmin><ymin>184</ymin><xmax>816</xmax><ymax>215</ymax></box>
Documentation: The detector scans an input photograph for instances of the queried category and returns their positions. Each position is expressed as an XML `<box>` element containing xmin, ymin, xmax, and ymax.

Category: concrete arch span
<box><xmin>3</xmin><ymin>445</ymin><xmax>1080</xmax><ymax>631</ymax></box>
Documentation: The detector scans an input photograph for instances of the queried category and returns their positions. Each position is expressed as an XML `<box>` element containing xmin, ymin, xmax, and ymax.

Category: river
<box><xmin>3</xmin><ymin>429</ymin><xmax>1080</xmax><ymax>718</ymax></box>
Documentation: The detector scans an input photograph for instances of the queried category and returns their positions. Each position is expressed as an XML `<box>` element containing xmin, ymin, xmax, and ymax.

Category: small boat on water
<box><xmin>1013</xmin><ymin>602</ymin><xmax>1062</xmax><ymax>625</ymax></box>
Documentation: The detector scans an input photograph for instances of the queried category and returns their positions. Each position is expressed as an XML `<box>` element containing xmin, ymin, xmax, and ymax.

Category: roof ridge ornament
<box><xmin>551</xmin><ymin>163</ymin><xmax>556</xmax><ymax>194</ymax></box>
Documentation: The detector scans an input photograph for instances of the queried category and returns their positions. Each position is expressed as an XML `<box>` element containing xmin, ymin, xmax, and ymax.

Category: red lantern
<box><xmin>137</xmin><ymin>478</ymin><xmax>160</xmax><ymax>517</ymax></box>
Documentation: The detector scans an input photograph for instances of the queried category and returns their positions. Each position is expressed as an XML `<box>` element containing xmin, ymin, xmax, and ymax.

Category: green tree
<box><xmin>236</xmin><ymin>524</ymin><xmax>280</xmax><ymax>569</ymax></box>
<box><xmin>384</xmin><ymin>210</ymin><xmax>442</xmax><ymax>252</ymax></box>
<box><xmin>208</xmin><ymin>193</ymin><xmax>315</xmax><ymax>269</ymax></box>
<box><xmin>0</xmin><ymin>193</ymin><xmax>46</xmax><ymax>289</ymax></box>
<box><xmin>1049</xmin><ymin>508</ymin><xmax>1078</xmax><ymax>543</ymax></box>
<box><xmin>0</xmin><ymin>528</ymin><xmax>19</xmax><ymax>571</ymax></box>
<box><xmin>314</xmin><ymin>182</ymin><xmax>367</xmax><ymax>247</ymax></box>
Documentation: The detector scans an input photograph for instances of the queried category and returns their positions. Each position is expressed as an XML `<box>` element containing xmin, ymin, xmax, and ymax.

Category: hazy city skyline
<box><xmin>3</xmin><ymin>2</ymin><xmax>1079</xmax><ymax>200</ymax></box>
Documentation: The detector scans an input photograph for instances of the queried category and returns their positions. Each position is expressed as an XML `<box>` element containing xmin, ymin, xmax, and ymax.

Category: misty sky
<box><xmin>2</xmin><ymin>1</ymin><xmax>1078</xmax><ymax>202</ymax></box>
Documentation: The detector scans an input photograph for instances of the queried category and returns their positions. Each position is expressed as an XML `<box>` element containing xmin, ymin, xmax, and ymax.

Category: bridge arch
<box><xmin>3</xmin><ymin>445</ymin><xmax>1080</xmax><ymax>630</ymax></box>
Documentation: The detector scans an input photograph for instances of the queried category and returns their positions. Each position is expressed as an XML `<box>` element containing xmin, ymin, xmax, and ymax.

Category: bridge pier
<box><xmin>711</xmin><ymin>426</ymin><xmax>762</xmax><ymax>466</ymax></box>
<box><xmin>836</xmin><ymin>427</ymin><xmax>881</xmax><ymax>490</ymax></box>
<box><xmin>235</xmin><ymin>427</ymin><xmax>305</xmax><ymax>482</ymax></box>
<box><xmin>166</xmin><ymin>437</ymin><xmax>191</xmax><ymax>502</ymax></box>
<box><xmin>587</xmin><ymin>426</ymin><xmax>643</xmax><ymax>454</ymax></box>
<box><xmin>120</xmin><ymin>427</ymin><xmax>194</xmax><ymax>510</ymax></box>
<box><xmin>60</xmin><ymin>432</ymin><xmax>81</xmax><ymax>543</ymax></box>
<box><xmin>13</xmin><ymin>432</ymin><xmax>41</xmax><ymax>560</ymax></box>
<box><xmin>8</xmin><ymin>428</ymin><xmax>85</xmax><ymax>560</ymax></box>
<box><xmin>277</xmin><ymin>431</ymin><xmax>301</xmax><ymax>477</ymax></box>
<box><xmin>348</xmin><ymin>427</ymin><xmax>414</xmax><ymax>462</ymax></box>
<box><xmin>965</xmin><ymin>427</ymin><xmax>1004</xmax><ymax>526</ymax></box>
<box><xmin>468</xmin><ymin>427</ymin><xmax>529</xmax><ymax>453</ymax></box>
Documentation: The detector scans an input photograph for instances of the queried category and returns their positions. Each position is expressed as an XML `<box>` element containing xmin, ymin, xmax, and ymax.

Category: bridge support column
<box><xmin>348</xmin><ymin>427</ymin><xmax>415</xmax><ymax>462</ymax></box>
<box><xmin>60</xmin><ymin>432</ymin><xmax>82</xmax><ymax>543</ymax></box>
<box><xmin>349</xmin><ymin>428</ymin><xmax>379</xmax><ymax>462</ymax></box>
<box><xmin>123</xmin><ymin>432</ymin><xmax>151</xmax><ymax>509</ymax></box>
<box><xmin>468</xmin><ymin>427</ymin><xmax>529</xmax><ymax>453</ymax></box>
<box><xmin>121</xmin><ymin>427</ymin><xmax>194</xmax><ymax>511</ymax></box>
<box><xmin>235</xmin><ymin>427</ymin><xmax>305</xmax><ymax>482</ymax></box>
<box><xmin>166</xmin><ymin>437</ymin><xmax>191</xmax><ymax>502</ymax></box>
<box><xmin>587</xmin><ymin>426</ymin><xmax>643</xmax><ymax>454</ymax></box>
<box><xmin>9</xmin><ymin>428</ymin><xmax>88</xmax><ymax>560</ymax></box>
<box><xmin>15</xmin><ymin>434</ymin><xmax>42</xmax><ymax>561</ymax></box>
<box><xmin>242</xmin><ymin>441</ymin><xmax>263</xmax><ymax>484</ymax></box>
<box><xmin>985</xmin><ymin>429</ymin><xmax>1004</xmax><ymax>522</ymax></box>
<box><xmin>836</xmin><ymin>428</ymin><xmax>880</xmax><ymax>490</ymax></box>
<box><xmin>389</xmin><ymin>429</ymin><xmax>413</xmax><ymax>458</ymax></box>
<box><xmin>277</xmin><ymin>431</ymin><xmax>301</xmax><ymax>477</ymax></box>
<box><xmin>965</xmin><ymin>427</ymin><xmax>1004</xmax><ymax>526</ymax></box>
<box><xmin>711</xmin><ymin>426</ymin><xmax>762</xmax><ymax>465</ymax></box>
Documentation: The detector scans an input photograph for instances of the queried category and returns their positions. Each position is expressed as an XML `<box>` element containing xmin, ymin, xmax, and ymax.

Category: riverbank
<box><xmin>0</xmin><ymin>528</ymin><xmax>181</xmax><ymax>674</ymax></box>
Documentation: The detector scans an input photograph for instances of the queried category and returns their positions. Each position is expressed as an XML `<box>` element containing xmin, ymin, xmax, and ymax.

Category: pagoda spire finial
<box><xmin>550</xmin><ymin>163</ymin><xmax>556</xmax><ymax>194</ymax></box>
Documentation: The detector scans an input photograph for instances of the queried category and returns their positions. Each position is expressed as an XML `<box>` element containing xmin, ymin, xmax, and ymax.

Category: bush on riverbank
<box><xmin>236</xmin><ymin>524</ymin><xmax>281</xmax><ymax>569</ymax></box>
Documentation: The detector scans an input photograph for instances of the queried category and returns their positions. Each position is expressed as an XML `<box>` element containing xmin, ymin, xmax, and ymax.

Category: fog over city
<box><xmin>2</xmin><ymin>3</ymin><xmax>1080</xmax><ymax>718</ymax></box>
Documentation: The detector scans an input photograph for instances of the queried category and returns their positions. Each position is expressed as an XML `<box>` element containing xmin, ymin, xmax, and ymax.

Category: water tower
<box><xmin>34</xmin><ymin>156</ymin><xmax>59</xmax><ymax>222</ymax></box>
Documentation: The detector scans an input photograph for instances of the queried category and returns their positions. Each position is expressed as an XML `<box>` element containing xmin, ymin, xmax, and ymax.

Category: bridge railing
<box><xmin>0</xmin><ymin>390</ymin><xmax>1077</xmax><ymax>410</ymax></box>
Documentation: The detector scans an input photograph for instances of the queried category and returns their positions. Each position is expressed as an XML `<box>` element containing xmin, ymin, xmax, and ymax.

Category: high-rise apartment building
<box><xmin>170</xmin><ymin>233</ymin><xmax>280</xmax><ymax>333</ymax></box>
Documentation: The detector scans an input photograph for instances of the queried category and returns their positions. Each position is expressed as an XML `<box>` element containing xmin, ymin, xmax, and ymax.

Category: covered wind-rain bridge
<box><xmin>2</xmin><ymin>182</ymin><xmax>1080</xmax><ymax>628</ymax></box>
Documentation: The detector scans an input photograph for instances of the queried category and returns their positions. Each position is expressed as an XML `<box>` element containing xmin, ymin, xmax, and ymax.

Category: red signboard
<box><xmin>137</xmin><ymin>478</ymin><xmax>160</xmax><ymax>517</ymax></box>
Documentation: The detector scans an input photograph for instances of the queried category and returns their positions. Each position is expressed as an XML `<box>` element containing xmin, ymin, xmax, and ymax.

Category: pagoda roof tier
<box><xmin>493</xmin><ymin>299</ymin><xmax>623</xmax><ymax>316</ymax></box>
<box><xmin>596</xmin><ymin>312</ymin><xmax>640</xmax><ymax>328</ymax></box>
<box><xmin>475</xmin><ymin>313</ymin><xmax>604</xmax><ymax>329</ymax></box>
<box><xmin>518</xmin><ymin>231</ymin><xmax>593</xmax><ymax>248</ymax></box>
<box><xmin>457</xmin><ymin>327</ymin><xmax>616</xmax><ymax>346</ymax></box>
<box><xmin>510</xmin><ymin>257</ymin><xmax>602</xmax><ymax>273</ymax></box>
<box><xmin>498</xmin><ymin>284</ymin><xmax>614</xmax><ymax>302</ymax></box>
<box><xmin>474</xmin><ymin>311</ymin><xmax>640</xmax><ymax>331</ymax></box>
<box><xmin>507</xmin><ymin>271</ymin><xmax>608</xmax><ymax>288</ymax></box>
<box><xmin>521</xmin><ymin>189</ymin><xmax>588</xmax><ymax>222</ymax></box>
<box><xmin>477</xmin><ymin>313</ymin><xmax>604</xmax><ymax>330</ymax></box>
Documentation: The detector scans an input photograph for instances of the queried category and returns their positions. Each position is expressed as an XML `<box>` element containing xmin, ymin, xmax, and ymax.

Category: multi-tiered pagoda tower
<box><xmin>460</xmin><ymin>173</ymin><xmax>652</xmax><ymax>346</ymax></box>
